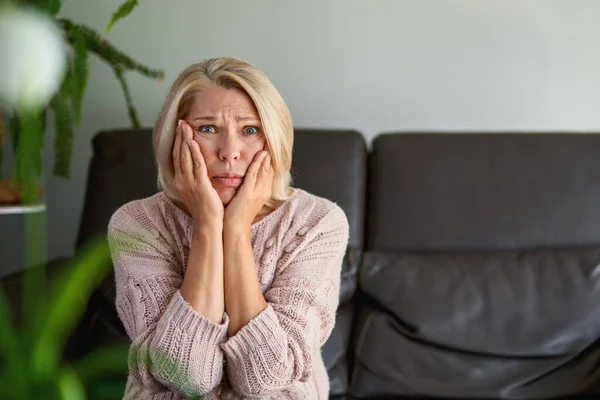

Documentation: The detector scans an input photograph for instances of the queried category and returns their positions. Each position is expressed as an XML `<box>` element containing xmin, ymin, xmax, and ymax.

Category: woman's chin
<box><xmin>218</xmin><ymin>188</ymin><xmax>238</xmax><ymax>207</ymax></box>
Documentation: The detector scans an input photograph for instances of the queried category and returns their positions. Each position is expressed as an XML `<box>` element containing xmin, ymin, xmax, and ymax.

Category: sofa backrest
<box><xmin>291</xmin><ymin>129</ymin><xmax>367</xmax><ymax>397</ymax></box>
<box><xmin>352</xmin><ymin>133</ymin><xmax>600</xmax><ymax>399</ymax></box>
<box><xmin>77</xmin><ymin>129</ymin><xmax>158</xmax><ymax>250</ymax></box>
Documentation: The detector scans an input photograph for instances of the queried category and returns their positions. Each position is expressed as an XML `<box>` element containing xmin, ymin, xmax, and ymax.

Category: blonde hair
<box><xmin>153</xmin><ymin>57</ymin><xmax>294</xmax><ymax>208</ymax></box>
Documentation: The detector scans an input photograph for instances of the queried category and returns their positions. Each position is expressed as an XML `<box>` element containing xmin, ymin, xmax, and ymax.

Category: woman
<box><xmin>107</xmin><ymin>57</ymin><xmax>349</xmax><ymax>399</ymax></box>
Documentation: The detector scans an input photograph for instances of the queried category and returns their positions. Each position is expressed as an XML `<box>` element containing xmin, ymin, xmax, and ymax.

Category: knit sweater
<box><xmin>107</xmin><ymin>188</ymin><xmax>349</xmax><ymax>399</ymax></box>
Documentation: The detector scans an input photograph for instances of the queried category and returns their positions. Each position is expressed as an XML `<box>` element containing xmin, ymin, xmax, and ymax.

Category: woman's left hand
<box><xmin>224</xmin><ymin>150</ymin><xmax>274</xmax><ymax>231</ymax></box>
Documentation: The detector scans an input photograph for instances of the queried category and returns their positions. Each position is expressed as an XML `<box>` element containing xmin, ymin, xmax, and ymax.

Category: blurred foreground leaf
<box><xmin>32</xmin><ymin>237</ymin><xmax>112</xmax><ymax>375</ymax></box>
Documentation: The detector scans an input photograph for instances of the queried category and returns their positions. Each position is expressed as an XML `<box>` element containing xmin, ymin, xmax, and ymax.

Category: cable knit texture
<box><xmin>107</xmin><ymin>188</ymin><xmax>349</xmax><ymax>399</ymax></box>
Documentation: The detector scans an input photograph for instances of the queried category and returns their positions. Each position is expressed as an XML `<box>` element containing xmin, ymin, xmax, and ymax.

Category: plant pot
<box><xmin>0</xmin><ymin>178</ymin><xmax>43</xmax><ymax>205</ymax></box>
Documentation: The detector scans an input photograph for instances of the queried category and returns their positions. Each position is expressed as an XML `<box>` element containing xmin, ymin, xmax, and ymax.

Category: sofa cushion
<box><xmin>77</xmin><ymin>129</ymin><xmax>158</xmax><ymax>250</ymax></box>
<box><xmin>366</xmin><ymin>133</ymin><xmax>600</xmax><ymax>252</ymax></box>
<box><xmin>291</xmin><ymin>129</ymin><xmax>367</xmax><ymax>397</ymax></box>
<box><xmin>351</xmin><ymin>248</ymin><xmax>600</xmax><ymax>399</ymax></box>
<box><xmin>355</xmin><ymin>133</ymin><xmax>600</xmax><ymax>398</ymax></box>
<box><xmin>291</xmin><ymin>129</ymin><xmax>367</xmax><ymax>248</ymax></box>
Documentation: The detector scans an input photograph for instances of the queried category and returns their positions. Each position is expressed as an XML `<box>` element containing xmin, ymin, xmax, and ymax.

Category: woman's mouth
<box><xmin>213</xmin><ymin>174</ymin><xmax>243</xmax><ymax>187</ymax></box>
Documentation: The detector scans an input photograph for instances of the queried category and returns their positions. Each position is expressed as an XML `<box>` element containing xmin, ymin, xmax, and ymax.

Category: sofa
<box><xmin>4</xmin><ymin>128</ymin><xmax>600</xmax><ymax>399</ymax></box>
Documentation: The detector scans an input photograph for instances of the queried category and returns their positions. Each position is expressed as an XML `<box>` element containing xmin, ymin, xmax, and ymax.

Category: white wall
<box><xmin>35</xmin><ymin>0</ymin><xmax>600</xmax><ymax>261</ymax></box>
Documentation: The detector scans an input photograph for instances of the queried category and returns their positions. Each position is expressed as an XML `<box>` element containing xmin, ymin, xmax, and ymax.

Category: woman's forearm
<box><xmin>180</xmin><ymin>221</ymin><xmax>225</xmax><ymax>323</ymax></box>
<box><xmin>223</xmin><ymin>224</ymin><xmax>267</xmax><ymax>336</ymax></box>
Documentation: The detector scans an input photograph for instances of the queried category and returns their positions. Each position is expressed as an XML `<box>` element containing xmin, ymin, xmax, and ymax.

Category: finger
<box><xmin>186</xmin><ymin>139</ymin><xmax>208</xmax><ymax>182</ymax></box>
<box><xmin>181</xmin><ymin>120</ymin><xmax>193</xmax><ymax>140</ymax></box>
<box><xmin>244</xmin><ymin>151</ymin><xmax>267</xmax><ymax>190</ymax></box>
<box><xmin>239</xmin><ymin>152</ymin><xmax>263</xmax><ymax>195</ymax></box>
<box><xmin>258</xmin><ymin>153</ymin><xmax>274</xmax><ymax>191</ymax></box>
<box><xmin>257</xmin><ymin>152</ymin><xmax>271</xmax><ymax>179</ymax></box>
<box><xmin>180</xmin><ymin>125</ymin><xmax>194</xmax><ymax>185</ymax></box>
<box><xmin>262</xmin><ymin>153</ymin><xmax>272</xmax><ymax>173</ymax></box>
<box><xmin>172</xmin><ymin>120</ymin><xmax>183</xmax><ymax>175</ymax></box>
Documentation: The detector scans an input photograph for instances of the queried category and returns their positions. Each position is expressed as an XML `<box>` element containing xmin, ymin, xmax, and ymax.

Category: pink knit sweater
<box><xmin>107</xmin><ymin>188</ymin><xmax>349</xmax><ymax>399</ymax></box>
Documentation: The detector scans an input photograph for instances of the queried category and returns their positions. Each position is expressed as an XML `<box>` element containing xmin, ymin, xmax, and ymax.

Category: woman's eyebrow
<box><xmin>236</xmin><ymin>116</ymin><xmax>260</xmax><ymax>122</ymax></box>
<box><xmin>192</xmin><ymin>116</ymin><xmax>216</xmax><ymax>121</ymax></box>
<box><xmin>191</xmin><ymin>116</ymin><xmax>260</xmax><ymax>122</ymax></box>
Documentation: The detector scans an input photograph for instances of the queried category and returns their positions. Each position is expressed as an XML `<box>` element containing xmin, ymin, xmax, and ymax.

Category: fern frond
<box><xmin>105</xmin><ymin>0</ymin><xmax>138</xmax><ymax>33</ymax></box>
<box><xmin>35</xmin><ymin>110</ymin><xmax>46</xmax><ymax>175</ymax></box>
<box><xmin>7</xmin><ymin>113</ymin><xmax>19</xmax><ymax>156</ymax></box>
<box><xmin>114</xmin><ymin>67</ymin><xmax>141</xmax><ymax>129</ymax></box>
<box><xmin>27</xmin><ymin>0</ymin><xmax>62</xmax><ymax>16</ymax></box>
<box><xmin>59</xmin><ymin>19</ymin><xmax>164</xmax><ymax>80</ymax></box>
<box><xmin>50</xmin><ymin>91</ymin><xmax>74</xmax><ymax>178</ymax></box>
<box><xmin>68</xmin><ymin>24</ymin><xmax>88</xmax><ymax>126</ymax></box>
<box><xmin>14</xmin><ymin>108</ymin><xmax>43</xmax><ymax>205</ymax></box>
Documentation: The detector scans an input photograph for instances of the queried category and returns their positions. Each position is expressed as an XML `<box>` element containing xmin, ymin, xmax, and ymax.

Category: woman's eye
<box><xmin>243</xmin><ymin>126</ymin><xmax>258</xmax><ymax>135</ymax></box>
<box><xmin>198</xmin><ymin>125</ymin><xmax>216</xmax><ymax>133</ymax></box>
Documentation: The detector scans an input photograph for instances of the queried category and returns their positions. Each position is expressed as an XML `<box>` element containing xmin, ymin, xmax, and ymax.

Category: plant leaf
<box><xmin>21</xmin><ymin>212</ymin><xmax>48</xmax><ymax>357</ymax></box>
<box><xmin>105</xmin><ymin>0</ymin><xmax>138</xmax><ymax>33</ymax></box>
<box><xmin>14</xmin><ymin>107</ymin><xmax>42</xmax><ymax>205</ymax></box>
<box><xmin>60</xmin><ymin>56</ymin><xmax>74</xmax><ymax>97</ymax></box>
<box><xmin>68</xmin><ymin>25</ymin><xmax>88</xmax><ymax>126</ymax></box>
<box><xmin>50</xmin><ymin>91</ymin><xmax>74</xmax><ymax>178</ymax></box>
<box><xmin>35</xmin><ymin>109</ymin><xmax>46</xmax><ymax>175</ymax></box>
<box><xmin>28</xmin><ymin>0</ymin><xmax>62</xmax><ymax>16</ymax></box>
<box><xmin>0</xmin><ymin>287</ymin><xmax>28</xmax><ymax>398</ymax></box>
<box><xmin>32</xmin><ymin>237</ymin><xmax>112</xmax><ymax>375</ymax></box>
<box><xmin>58</xmin><ymin>19</ymin><xmax>165</xmax><ymax>80</ymax></box>
<box><xmin>113</xmin><ymin>67</ymin><xmax>141</xmax><ymax>129</ymax></box>
<box><xmin>86</xmin><ymin>379</ymin><xmax>128</xmax><ymax>400</ymax></box>
<box><xmin>7</xmin><ymin>112</ymin><xmax>19</xmax><ymax>155</ymax></box>
<box><xmin>56</xmin><ymin>365</ymin><xmax>86</xmax><ymax>400</ymax></box>
<box><xmin>0</xmin><ymin>110</ymin><xmax>4</xmax><ymax>180</ymax></box>
<box><xmin>71</xmin><ymin>343</ymin><xmax>130</xmax><ymax>384</ymax></box>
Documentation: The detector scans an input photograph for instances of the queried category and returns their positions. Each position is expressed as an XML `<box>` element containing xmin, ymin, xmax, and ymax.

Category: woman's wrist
<box><xmin>223</xmin><ymin>218</ymin><xmax>251</xmax><ymax>239</ymax></box>
<box><xmin>193</xmin><ymin>218</ymin><xmax>223</xmax><ymax>236</ymax></box>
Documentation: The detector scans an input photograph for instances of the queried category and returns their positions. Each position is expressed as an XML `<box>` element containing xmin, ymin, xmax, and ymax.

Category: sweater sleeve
<box><xmin>220</xmin><ymin>205</ymin><xmax>349</xmax><ymax>398</ymax></box>
<box><xmin>107</xmin><ymin>206</ymin><xmax>227</xmax><ymax>397</ymax></box>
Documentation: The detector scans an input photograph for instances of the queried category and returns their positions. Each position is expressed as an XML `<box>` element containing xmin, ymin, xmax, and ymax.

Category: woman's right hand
<box><xmin>173</xmin><ymin>119</ymin><xmax>224</xmax><ymax>226</ymax></box>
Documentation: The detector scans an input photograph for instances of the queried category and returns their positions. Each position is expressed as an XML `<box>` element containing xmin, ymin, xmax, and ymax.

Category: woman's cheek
<box><xmin>249</xmin><ymin>135</ymin><xmax>267</xmax><ymax>153</ymax></box>
<box><xmin>196</xmin><ymin>139</ymin><xmax>215</xmax><ymax>160</ymax></box>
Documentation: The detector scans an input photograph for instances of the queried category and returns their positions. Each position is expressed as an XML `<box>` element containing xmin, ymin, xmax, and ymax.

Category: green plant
<box><xmin>0</xmin><ymin>0</ymin><xmax>163</xmax><ymax>205</ymax></box>
<box><xmin>0</xmin><ymin>234</ymin><xmax>130</xmax><ymax>399</ymax></box>
<box><xmin>0</xmin><ymin>228</ymin><xmax>199</xmax><ymax>400</ymax></box>
<box><xmin>0</xmin><ymin>2</ymin><xmax>168</xmax><ymax>399</ymax></box>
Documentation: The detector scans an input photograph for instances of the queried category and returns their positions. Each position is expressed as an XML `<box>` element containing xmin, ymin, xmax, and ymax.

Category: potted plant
<box><xmin>0</xmin><ymin>2</ymin><xmax>170</xmax><ymax>399</ymax></box>
<box><xmin>0</xmin><ymin>0</ymin><xmax>163</xmax><ymax>206</ymax></box>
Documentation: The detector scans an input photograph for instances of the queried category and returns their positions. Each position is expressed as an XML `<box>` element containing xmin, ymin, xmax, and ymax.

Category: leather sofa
<box><xmin>4</xmin><ymin>129</ymin><xmax>600</xmax><ymax>399</ymax></box>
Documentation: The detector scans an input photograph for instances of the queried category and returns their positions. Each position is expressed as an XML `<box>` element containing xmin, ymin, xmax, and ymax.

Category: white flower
<box><xmin>0</xmin><ymin>6</ymin><xmax>66</xmax><ymax>109</ymax></box>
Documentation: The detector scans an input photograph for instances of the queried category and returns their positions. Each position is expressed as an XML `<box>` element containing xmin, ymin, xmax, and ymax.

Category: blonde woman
<box><xmin>107</xmin><ymin>57</ymin><xmax>349</xmax><ymax>399</ymax></box>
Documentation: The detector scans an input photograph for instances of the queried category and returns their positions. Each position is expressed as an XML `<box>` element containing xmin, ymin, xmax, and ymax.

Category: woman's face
<box><xmin>184</xmin><ymin>85</ymin><xmax>266</xmax><ymax>206</ymax></box>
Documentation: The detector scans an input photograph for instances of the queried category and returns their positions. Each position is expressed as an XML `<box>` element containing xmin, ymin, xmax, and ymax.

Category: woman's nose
<box><xmin>218</xmin><ymin>133</ymin><xmax>241</xmax><ymax>161</ymax></box>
